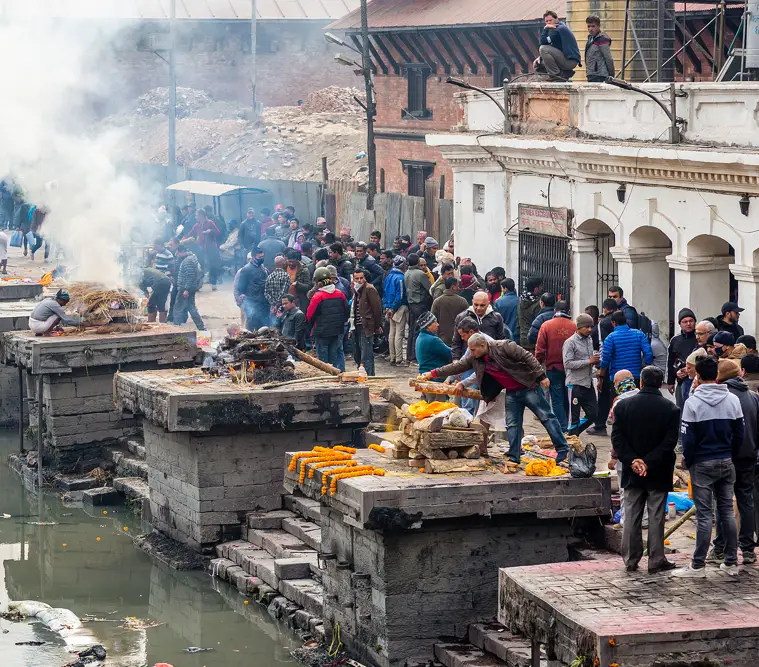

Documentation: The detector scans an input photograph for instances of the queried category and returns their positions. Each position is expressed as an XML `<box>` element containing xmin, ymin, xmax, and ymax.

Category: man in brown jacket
<box><xmin>431</xmin><ymin>277</ymin><xmax>469</xmax><ymax>346</ymax></box>
<box><xmin>420</xmin><ymin>334</ymin><xmax>569</xmax><ymax>463</ymax></box>
<box><xmin>352</xmin><ymin>267</ymin><xmax>383</xmax><ymax>376</ymax></box>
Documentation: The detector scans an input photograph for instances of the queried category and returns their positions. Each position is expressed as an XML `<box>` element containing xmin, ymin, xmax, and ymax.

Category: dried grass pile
<box><xmin>67</xmin><ymin>283</ymin><xmax>140</xmax><ymax>325</ymax></box>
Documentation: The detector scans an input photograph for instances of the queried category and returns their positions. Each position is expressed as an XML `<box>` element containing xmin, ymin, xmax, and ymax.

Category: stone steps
<box><xmin>433</xmin><ymin>622</ymin><xmax>542</xmax><ymax>667</ymax></box>
<box><xmin>283</xmin><ymin>494</ymin><xmax>322</xmax><ymax>524</ymax></box>
<box><xmin>125</xmin><ymin>437</ymin><xmax>146</xmax><ymax>460</ymax></box>
<box><xmin>103</xmin><ymin>446</ymin><xmax>148</xmax><ymax>480</ymax></box>
<box><xmin>113</xmin><ymin>476</ymin><xmax>151</xmax><ymax>521</ymax></box>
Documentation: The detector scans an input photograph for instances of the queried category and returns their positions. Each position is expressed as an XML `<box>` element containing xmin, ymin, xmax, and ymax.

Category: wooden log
<box><xmin>408</xmin><ymin>378</ymin><xmax>482</xmax><ymax>400</ymax></box>
<box><xmin>416</xmin><ymin>442</ymin><xmax>448</xmax><ymax>460</ymax></box>
<box><xmin>380</xmin><ymin>386</ymin><xmax>413</xmax><ymax>411</ymax></box>
<box><xmin>460</xmin><ymin>445</ymin><xmax>481</xmax><ymax>459</ymax></box>
<box><xmin>421</xmin><ymin>430</ymin><xmax>487</xmax><ymax>450</ymax></box>
<box><xmin>412</xmin><ymin>413</ymin><xmax>447</xmax><ymax>433</ymax></box>
<box><xmin>287</xmin><ymin>346</ymin><xmax>341</xmax><ymax>376</ymax></box>
<box><xmin>424</xmin><ymin>458</ymin><xmax>487</xmax><ymax>474</ymax></box>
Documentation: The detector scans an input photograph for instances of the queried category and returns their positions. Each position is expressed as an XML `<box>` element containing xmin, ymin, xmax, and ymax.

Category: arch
<box><xmin>686</xmin><ymin>234</ymin><xmax>730</xmax><ymax>258</ymax></box>
<box><xmin>575</xmin><ymin>217</ymin><xmax>616</xmax><ymax>243</ymax></box>
<box><xmin>628</xmin><ymin>226</ymin><xmax>672</xmax><ymax>250</ymax></box>
<box><xmin>687</xmin><ymin>223</ymin><xmax>743</xmax><ymax>264</ymax></box>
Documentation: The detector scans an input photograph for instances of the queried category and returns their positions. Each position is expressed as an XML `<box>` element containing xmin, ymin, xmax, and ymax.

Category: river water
<box><xmin>0</xmin><ymin>431</ymin><xmax>299</xmax><ymax>666</ymax></box>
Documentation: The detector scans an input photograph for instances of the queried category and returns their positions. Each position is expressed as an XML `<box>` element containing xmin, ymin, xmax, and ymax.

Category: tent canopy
<box><xmin>166</xmin><ymin>180</ymin><xmax>268</xmax><ymax>197</ymax></box>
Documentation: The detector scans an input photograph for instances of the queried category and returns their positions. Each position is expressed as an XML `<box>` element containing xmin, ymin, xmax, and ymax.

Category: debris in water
<box><xmin>185</xmin><ymin>646</ymin><xmax>214</xmax><ymax>653</ymax></box>
<box><xmin>15</xmin><ymin>641</ymin><xmax>45</xmax><ymax>646</ymax></box>
<box><xmin>23</xmin><ymin>521</ymin><xmax>57</xmax><ymax>526</ymax></box>
<box><xmin>1</xmin><ymin>513</ymin><xmax>11</xmax><ymax>519</ymax></box>
<box><xmin>122</xmin><ymin>616</ymin><xmax>162</xmax><ymax>630</ymax></box>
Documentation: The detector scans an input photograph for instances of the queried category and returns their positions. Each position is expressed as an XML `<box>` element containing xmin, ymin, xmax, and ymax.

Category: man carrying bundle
<box><xmin>28</xmin><ymin>289</ymin><xmax>82</xmax><ymax>335</ymax></box>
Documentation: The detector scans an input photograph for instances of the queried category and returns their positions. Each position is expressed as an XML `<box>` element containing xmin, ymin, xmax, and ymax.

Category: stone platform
<box><xmin>285</xmin><ymin>449</ymin><xmax>612</xmax><ymax>667</ymax></box>
<box><xmin>499</xmin><ymin>555</ymin><xmax>759</xmax><ymax>666</ymax></box>
<box><xmin>0</xmin><ymin>300</ymin><xmax>34</xmax><ymax>332</ymax></box>
<box><xmin>0</xmin><ymin>282</ymin><xmax>42</xmax><ymax>301</ymax></box>
<box><xmin>2</xmin><ymin>325</ymin><xmax>200</xmax><ymax>472</ymax></box>
<box><xmin>115</xmin><ymin>368</ymin><xmax>371</xmax><ymax>552</ymax></box>
<box><xmin>0</xmin><ymin>301</ymin><xmax>35</xmax><ymax>426</ymax></box>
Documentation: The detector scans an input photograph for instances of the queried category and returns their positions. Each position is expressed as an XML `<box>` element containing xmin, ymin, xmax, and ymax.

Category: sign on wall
<box><xmin>518</xmin><ymin>204</ymin><xmax>569</xmax><ymax>238</ymax></box>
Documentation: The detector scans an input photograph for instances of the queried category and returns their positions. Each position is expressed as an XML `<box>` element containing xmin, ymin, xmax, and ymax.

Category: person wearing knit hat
<box><xmin>459</xmin><ymin>269</ymin><xmax>477</xmax><ymax>305</ymax></box>
<box><xmin>382</xmin><ymin>254</ymin><xmax>409</xmax><ymax>366</ymax></box>
<box><xmin>415</xmin><ymin>311</ymin><xmax>452</xmax><ymax>401</ymax></box>
<box><xmin>666</xmin><ymin>307</ymin><xmax>698</xmax><ymax>407</ymax></box>
<box><xmin>715</xmin><ymin>356</ymin><xmax>759</xmax><ymax>565</ymax></box>
<box><xmin>562</xmin><ymin>312</ymin><xmax>600</xmax><ymax>436</ymax></box>
<box><xmin>737</xmin><ymin>334</ymin><xmax>757</xmax><ymax>356</ymax></box>
<box><xmin>713</xmin><ymin>330</ymin><xmax>736</xmax><ymax>359</ymax></box>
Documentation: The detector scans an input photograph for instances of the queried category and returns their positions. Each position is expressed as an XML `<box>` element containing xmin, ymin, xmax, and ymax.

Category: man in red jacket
<box><xmin>535</xmin><ymin>300</ymin><xmax>576</xmax><ymax>431</ymax></box>
<box><xmin>306</xmin><ymin>266</ymin><xmax>349</xmax><ymax>371</ymax></box>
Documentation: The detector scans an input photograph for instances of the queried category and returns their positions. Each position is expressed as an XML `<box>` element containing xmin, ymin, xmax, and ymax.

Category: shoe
<box><xmin>672</xmin><ymin>565</ymin><xmax>706</xmax><ymax>578</ymax></box>
<box><xmin>706</xmin><ymin>549</ymin><xmax>725</xmax><ymax>564</ymax></box>
<box><xmin>612</xmin><ymin>523</ymin><xmax>624</xmax><ymax>532</ymax></box>
<box><xmin>555</xmin><ymin>450</ymin><xmax>567</xmax><ymax>464</ymax></box>
<box><xmin>648</xmin><ymin>561</ymin><xmax>678</xmax><ymax>574</ymax></box>
<box><xmin>743</xmin><ymin>551</ymin><xmax>757</xmax><ymax>564</ymax></box>
<box><xmin>720</xmin><ymin>562</ymin><xmax>740</xmax><ymax>577</ymax></box>
<box><xmin>625</xmin><ymin>563</ymin><xmax>639</xmax><ymax>572</ymax></box>
<box><xmin>211</xmin><ymin>285</ymin><xmax>218</xmax><ymax>291</ymax></box>
<box><xmin>585</xmin><ymin>426</ymin><xmax>607</xmax><ymax>436</ymax></box>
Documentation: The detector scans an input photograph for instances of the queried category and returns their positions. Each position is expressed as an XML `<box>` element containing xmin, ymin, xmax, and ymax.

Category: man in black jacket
<box><xmin>612</xmin><ymin>365</ymin><xmax>680</xmax><ymax>574</ymax></box>
<box><xmin>666</xmin><ymin>308</ymin><xmax>698</xmax><ymax>407</ymax></box>
<box><xmin>329</xmin><ymin>242</ymin><xmax>355</xmax><ymax>282</ymax></box>
<box><xmin>586</xmin><ymin>298</ymin><xmax>619</xmax><ymax>436</ymax></box>
<box><xmin>715</xmin><ymin>301</ymin><xmax>745</xmax><ymax>339</ymax></box>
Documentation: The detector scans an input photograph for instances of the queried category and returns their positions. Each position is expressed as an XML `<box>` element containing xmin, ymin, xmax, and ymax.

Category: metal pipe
<box><xmin>621</xmin><ymin>0</ymin><xmax>630</xmax><ymax>79</ymax></box>
<box><xmin>168</xmin><ymin>0</ymin><xmax>177</xmax><ymax>220</ymax></box>
<box><xmin>251</xmin><ymin>0</ymin><xmax>257</xmax><ymax>113</ymax></box>
<box><xmin>445</xmin><ymin>77</ymin><xmax>507</xmax><ymax>117</ymax></box>
<box><xmin>670</xmin><ymin>83</ymin><xmax>679</xmax><ymax>144</ymax></box>
<box><xmin>360</xmin><ymin>0</ymin><xmax>377</xmax><ymax>210</ymax></box>
<box><xmin>502</xmin><ymin>79</ymin><xmax>511</xmax><ymax>133</ymax></box>
<box><xmin>531</xmin><ymin>637</ymin><xmax>541</xmax><ymax>666</ymax></box>
<box><xmin>37</xmin><ymin>376</ymin><xmax>43</xmax><ymax>489</ymax></box>
<box><xmin>17</xmin><ymin>365</ymin><xmax>23</xmax><ymax>452</ymax></box>
<box><xmin>645</xmin><ymin>15</ymin><xmax>719</xmax><ymax>81</ymax></box>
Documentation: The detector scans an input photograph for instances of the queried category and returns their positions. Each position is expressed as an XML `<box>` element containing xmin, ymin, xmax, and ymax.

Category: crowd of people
<box><xmin>140</xmin><ymin>198</ymin><xmax>759</xmax><ymax>578</ymax></box>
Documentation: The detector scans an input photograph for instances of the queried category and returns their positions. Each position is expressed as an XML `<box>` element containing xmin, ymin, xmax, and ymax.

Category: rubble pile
<box><xmin>136</xmin><ymin>86</ymin><xmax>213</xmax><ymax>118</ymax></box>
<box><xmin>207</xmin><ymin>328</ymin><xmax>296</xmax><ymax>384</ymax></box>
<box><xmin>298</xmin><ymin>86</ymin><xmax>366</xmax><ymax>114</ymax></box>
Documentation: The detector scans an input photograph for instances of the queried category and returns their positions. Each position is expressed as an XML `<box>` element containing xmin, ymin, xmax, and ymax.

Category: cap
<box><xmin>425</xmin><ymin>237</ymin><xmax>439</xmax><ymax>248</ymax></box>
<box><xmin>55</xmin><ymin>289</ymin><xmax>70</xmax><ymax>302</ymax></box>
<box><xmin>678</xmin><ymin>308</ymin><xmax>696</xmax><ymax>323</ymax></box>
<box><xmin>714</xmin><ymin>331</ymin><xmax>736</xmax><ymax>346</ymax></box>
<box><xmin>392</xmin><ymin>255</ymin><xmax>406</xmax><ymax>268</ymax></box>
<box><xmin>416</xmin><ymin>311</ymin><xmax>437</xmax><ymax>331</ymax></box>
<box><xmin>737</xmin><ymin>334</ymin><xmax>757</xmax><ymax>350</ymax></box>
<box><xmin>686</xmin><ymin>348</ymin><xmax>707</xmax><ymax>364</ymax></box>
<box><xmin>721</xmin><ymin>301</ymin><xmax>744</xmax><ymax>315</ymax></box>
<box><xmin>247</xmin><ymin>207</ymin><xmax>255</xmax><ymax>214</ymax></box>
<box><xmin>576</xmin><ymin>313</ymin><xmax>594</xmax><ymax>329</ymax></box>
<box><xmin>460</xmin><ymin>274</ymin><xmax>475</xmax><ymax>289</ymax></box>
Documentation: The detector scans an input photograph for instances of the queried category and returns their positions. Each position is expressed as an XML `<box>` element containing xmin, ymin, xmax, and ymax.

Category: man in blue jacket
<box><xmin>382</xmin><ymin>255</ymin><xmax>408</xmax><ymax>366</ymax></box>
<box><xmin>495</xmin><ymin>278</ymin><xmax>518</xmax><ymax>341</ymax></box>
<box><xmin>535</xmin><ymin>10</ymin><xmax>581</xmax><ymax>79</ymax></box>
<box><xmin>599</xmin><ymin>311</ymin><xmax>653</xmax><ymax>389</ymax></box>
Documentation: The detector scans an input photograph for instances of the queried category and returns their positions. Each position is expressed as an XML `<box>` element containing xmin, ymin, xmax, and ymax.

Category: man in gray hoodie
<box><xmin>584</xmin><ymin>15</ymin><xmax>615</xmax><ymax>82</ymax></box>
<box><xmin>562</xmin><ymin>313</ymin><xmax>600</xmax><ymax>435</ymax></box>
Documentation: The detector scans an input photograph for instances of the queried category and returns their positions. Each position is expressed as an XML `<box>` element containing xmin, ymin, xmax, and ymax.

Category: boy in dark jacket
<box><xmin>612</xmin><ymin>365</ymin><xmax>680</xmax><ymax>574</ymax></box>
<box><xmin>675</xmin><ymin>357</ymin><xmax>744</xmax><ymax>578</ymax></box>
<box><xmin>584</xmin><ymin>15</ymin><xmax>615</xmax><ymax>82</ymax></box>
<box><xmin>306</xmin><ymin>267</ymin><xmax>349</xmax><ymax>372</ymax></box>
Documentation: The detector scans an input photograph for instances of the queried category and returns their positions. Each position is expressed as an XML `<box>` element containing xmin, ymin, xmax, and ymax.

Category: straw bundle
<box><xmin>67</xmin><ymin>282</ymin><xmax>140</xmax><ymax>324</ymax></box>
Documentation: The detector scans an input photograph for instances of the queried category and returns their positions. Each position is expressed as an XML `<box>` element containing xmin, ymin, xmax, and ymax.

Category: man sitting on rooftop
<box><xmin>534</xmin><ymin>10</ymin><xmax>582</xmax><ymax>80</ymax></box>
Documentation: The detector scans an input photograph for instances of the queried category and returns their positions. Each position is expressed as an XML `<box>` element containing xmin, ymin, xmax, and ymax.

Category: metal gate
<box><xmin>595</xmin><ymin>233</ymin><xmax>618</xmax><ymax>307</ymax></box>
<box><xmin>518</xmin><ymin>231</ymin><xmax>570</xmax><ymax>302</ymax></box>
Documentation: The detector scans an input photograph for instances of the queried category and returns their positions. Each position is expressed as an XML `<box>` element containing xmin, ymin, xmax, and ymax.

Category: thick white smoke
<box><xmin>0</xmin><ymin>18</ymin><xmax>159</xmax><ymax>285</ymax></box>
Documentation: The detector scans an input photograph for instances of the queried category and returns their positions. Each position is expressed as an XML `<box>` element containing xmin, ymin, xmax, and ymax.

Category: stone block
<box><xmin>279</xmin><ymin>578</ymin><xmax>323</xmax><ymax>617</ymax></box>
<box><xmin>282</xmin><ymin>516</ymin><xmax>322</xmax><ymax>551</ymax></box>
<box><xmin>275</xmin><ymin>556</ymin><xmax>319</xmax><ymax>580</ymax></box>
<box><xmin>246</xmin><ymin>509</ymin><xmax>295</xmax><ymax>530</ymax></box>
<box><xmin>254</xmin><ymin>557</ymin><xmax>279</xmax><ymax>590</ymax></box>
<box><xmin>248</xmin><ymin>528</ymin><xmax>315</xmax><ymax>559</ymax></box>
<box><xmin>82</xmin><ymin>487</ymin><xmax>122</xmax><ymax>506</ymax></box>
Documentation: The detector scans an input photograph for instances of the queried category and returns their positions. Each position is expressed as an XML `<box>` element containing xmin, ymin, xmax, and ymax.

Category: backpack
<box><xmin>638</xmin><ymin>311</ymin><xmax>653</xmax><ymax>341</ymax></box>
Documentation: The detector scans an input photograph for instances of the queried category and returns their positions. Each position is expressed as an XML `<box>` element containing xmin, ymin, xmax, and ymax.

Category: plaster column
<box><xmin>668</xmin><ymin>255</ymin><xmax>732</xmax><ymax>327</ymax></box>
<box><xmin>609</xmin><ymin>247</ymin><xmax>670</xmax><ymax>336</ymax></box>
<box><xmin>505</xmin><ymin>227</ymin><xmax>520</xmax><ymax>284</ymax></box>
<box><xmin>570</xmin><ymin>238</ymin><xmax>598</xmax><ymax>316</ymax></box>
<box><xmin>730</xmin><ymin>264</ymin><xmax>759</xmax><ymax>336</ymax></box>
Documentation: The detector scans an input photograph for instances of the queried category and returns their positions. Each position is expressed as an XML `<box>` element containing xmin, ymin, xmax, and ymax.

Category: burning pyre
<box><xmin>67</xmin><ymin>283</ymin><xmax>140</xmax><ymax>325</ymax></box>
<box><xmin>206</xmin><ymin>328</ymin><xmax>296</xmax><ymax>385</ymax></box>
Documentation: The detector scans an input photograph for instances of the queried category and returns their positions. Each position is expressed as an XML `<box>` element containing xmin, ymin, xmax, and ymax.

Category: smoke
<box><xmin>0</xmin><ymin>17</ymin><xmax>160</xmax><ymax>285</ymax></box>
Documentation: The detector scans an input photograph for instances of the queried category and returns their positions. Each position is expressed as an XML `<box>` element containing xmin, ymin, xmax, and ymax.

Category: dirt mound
<box><xmin>136</xmin><ymin>86</ymin><xmax>213</xmax><ymax>118</ymax></box>
<box><xmin>299</xmin><ymin>85</ymin><xmax>366</xmax><ymax>115</ymax></box>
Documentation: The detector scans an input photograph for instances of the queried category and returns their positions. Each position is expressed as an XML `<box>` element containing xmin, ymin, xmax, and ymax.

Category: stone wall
<box><xmin>144</xmin><ymin>421</ymin><xmax>358</xmax><ymax>553</ymax></box>
<box><xmin>0</xmin><ymin>364</ymin><xmax>19</xmax><ymax>427</ymax></box>
<box><xmin>321</xmin><ymin>507</ymin><xmax>575</xmax><ymax>667</ymax></box>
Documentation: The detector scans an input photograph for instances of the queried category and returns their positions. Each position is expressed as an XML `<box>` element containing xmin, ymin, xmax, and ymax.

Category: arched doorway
<box><xmin>573</xmin><ymin>218</ymin><xmax>618</xmax><ymax>310</ymax></box>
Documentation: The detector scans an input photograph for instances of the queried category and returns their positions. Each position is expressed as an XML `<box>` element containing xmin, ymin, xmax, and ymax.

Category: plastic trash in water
<box><xmin>185</xmin><ymin>647</ymin><xmax>214</xmax><ymax>653</ymax></box>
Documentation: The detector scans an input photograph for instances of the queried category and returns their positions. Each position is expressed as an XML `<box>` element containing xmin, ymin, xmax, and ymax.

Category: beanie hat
<box><xmin>460</xmin><ymin>274</ymin><xmax>475</xmax><ymax>289</ymax></box>
<box><xmin>416</xmin><ymin>311</ymin><xmax>437</xmax><ymax>331</ymax></box>
<box><xmin>392</xmin><ymin>255</ymin><xmax>406</xmax><ymax>268</ymax></box>
<box><xmin>678</xmin><ymin>308</ymin><xmax>696</xmax><ymax>323</ymax></box>
<box><xmin>686</xmin><ymin>348</ymin><xmax>707</xmax><ymax>364</ymax></box>
<box><xmin>717</xmin><ymin>358</ymin><xmax>740</xmax><ymax>382</ymax></box>
<box><xmin>576</xmin><ymin>313</ymin><xmax>594</xmax><ymax>329</ymax></box>
<box><xmin>714</xmin><ymin>331</ymin><xmax>736</xmax><ymax>346</ymax></box>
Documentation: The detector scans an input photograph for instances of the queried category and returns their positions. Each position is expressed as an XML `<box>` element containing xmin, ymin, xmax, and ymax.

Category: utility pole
<box><xmin>360</xmin><ymin>0</ymin><xmax>376</xmax><ymax>209</ymax></box>
<box><xmin>168</xmin><ymin>0</ymin><xmax>177</xmax><ymax>216</ymax></box>
<box><xmin>251</xmin><ymin>0</ymin><xmax>257</xmax><ymax>114</ymax></box>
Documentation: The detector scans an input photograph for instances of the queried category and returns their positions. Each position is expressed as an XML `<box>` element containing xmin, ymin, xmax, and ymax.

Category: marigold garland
<box><xmin>333</xmin><ymin>445</ymin><xmax>357</xmax><ymax>454</ymax></box>
<box><xmin>368</xmin><ymin>444</ymin><xmax>386</xmax><ymax>453</ymax></box>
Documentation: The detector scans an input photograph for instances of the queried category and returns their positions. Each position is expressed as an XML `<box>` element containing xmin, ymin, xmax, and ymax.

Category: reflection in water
<box><xmin>0</xmin><ymin>431</ymin><xmax>298</xmax><ymax>666</ymax></box>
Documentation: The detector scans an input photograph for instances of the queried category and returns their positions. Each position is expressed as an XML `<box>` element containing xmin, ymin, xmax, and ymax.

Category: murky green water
<box><xmin>0</xmin><ymin>431</ymin><xmax>299</xmax><ymax>666</ymax></box>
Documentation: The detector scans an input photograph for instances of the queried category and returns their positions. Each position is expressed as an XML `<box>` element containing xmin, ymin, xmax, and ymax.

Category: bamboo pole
<box><xmin>287</xmin><ymin>346</ymin><xmax>341</xmax><ymax>376</ymax></box>
<box><xmin>642</xmin><ymin>505</ymin><xmax>696</xmax><ymax>556</ymax></box>
<box><xmin>408</xmin><ymin>378</ymin><xmax>483</xmax><ymax>400</ymax></box>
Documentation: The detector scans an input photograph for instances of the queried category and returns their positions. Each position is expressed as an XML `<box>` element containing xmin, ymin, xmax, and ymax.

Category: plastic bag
<box><xmin>569</xmin><ymin>442</ymin><xmax>597</xmax><ymax>478</ymax></box>
<box><xmin>667</xmin><ymin>491</ymin><xmax>693</xmax><ymax>512</ymax></box>
<box><xmin>9</xmin><ymin>230</ymin><xmax>22</xmax><ymax>247</ymax></box>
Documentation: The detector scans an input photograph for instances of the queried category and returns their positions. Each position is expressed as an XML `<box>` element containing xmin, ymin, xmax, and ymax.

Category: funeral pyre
<box><xmin>205</xmin><ymin>328</ymin><xmax>297</xmax><ymax>384</ymax></box>
<box><xmin>66</xmin><ymin>283</ymin><xmax>142</xmax><ymax>328</ymax></box>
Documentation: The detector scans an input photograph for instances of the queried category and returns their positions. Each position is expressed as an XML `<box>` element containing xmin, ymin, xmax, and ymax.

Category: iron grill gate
<box><xmin>518</xmin><ymin>231</ymin><xmax>570</xmax><ymax>302</ymax></box>
<box><xmin>595</xmin><ymin>233</ymin><xmax>619</xmax><ymax>307</ymax></box>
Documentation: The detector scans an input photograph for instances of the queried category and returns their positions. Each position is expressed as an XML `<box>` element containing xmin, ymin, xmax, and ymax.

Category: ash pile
<box><xmin>206</xmin><ymin>328</ymin><xmax>297</xmax><ymax>385</ymax></box>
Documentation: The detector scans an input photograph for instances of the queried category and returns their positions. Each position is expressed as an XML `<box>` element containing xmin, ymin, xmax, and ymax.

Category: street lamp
<box><xmin>334</xmin><ymin>53</ymin><xmax>362</xmax><ymax>68</ymax></box>
<box><xmin>324</xmin><ymin>32</ymin><xmax>360</xmax><ymax>54</ymax></box>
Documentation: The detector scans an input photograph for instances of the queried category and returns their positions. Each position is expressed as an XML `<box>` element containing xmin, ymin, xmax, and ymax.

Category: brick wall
<box><xmin>105</xmin><ymin>21</ymin><xmax>357</xmax><ymax>112</ymax></box>
<box><xmin>376</xmin><ymin>138</ymin><xmax>453</xmax><ymax>199</ymax></box>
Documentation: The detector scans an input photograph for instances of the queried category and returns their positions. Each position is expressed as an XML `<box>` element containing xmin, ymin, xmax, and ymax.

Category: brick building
<box><xmin>328</xmin><ymin>0</ymin><xmax>553</xmax><ymax>199</ymax></box>
<box><xmin>4</xmin><ymin>0</ymin><xmax>360</xmax><ymax>110</ymax></box>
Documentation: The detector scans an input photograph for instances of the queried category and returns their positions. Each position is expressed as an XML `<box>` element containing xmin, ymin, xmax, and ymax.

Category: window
<box><xmin>493</xmin><ymin>58</ymin><xmax>513</xmax><ymax>87</ymax></box>
<box><xmin>403</xmin><ymin>65</ymin><xmax>432</xmax><ymax>119</ymax></box>
<box><xmin>401</xmin><ymin>160</ymin><xmax>435</xmax><ymax>197</ymax></box>
<box><xmin>473</xmin><ymin>184</ymin><xmax>485</xmax><ymax>213</ymax></box>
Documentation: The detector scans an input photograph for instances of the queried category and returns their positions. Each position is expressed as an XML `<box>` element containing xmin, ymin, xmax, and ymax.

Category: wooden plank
<box><xmin>424</xmin><ymin>178</ymin><xmax>440</xmax><ymax>238</ymax></box>
<box><xmin>424</xmin><ymin>458</ymin><xmax>487</xmax><ymax>474</ymax></box>
<box><xmin>421</xmin><ymin>430</ymin><xmax>486</xmax><ymax>450</ymax></box>
<box><xmin>385</xmin><ymin>192</ymin><xmax>402</xmax><ymax>242</ymax></box>
<box><xmin>438</xmin><ymin>199</ymin><xmax>454</xmax><ymax>243</ymax></box>
<box><xmin>372</xmin><ymin>193</ymin><xmax>389</xmax><ymax>242</ymax></box>
<box><xmin>325</xmin><ymin>193</ymin><xmax>336</xmax><ymax>231</ymax></box>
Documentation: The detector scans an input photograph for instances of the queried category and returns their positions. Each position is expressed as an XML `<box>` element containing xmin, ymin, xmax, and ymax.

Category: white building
<box><xmin>427</xmin><ymin>82</ymin><xmax>759</xmax><ymax>338</ymax></box>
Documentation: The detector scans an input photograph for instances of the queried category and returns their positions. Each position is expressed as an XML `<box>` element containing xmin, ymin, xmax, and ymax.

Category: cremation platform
<box><xmin>0</xmin><ymin>282</ymin><xmax>42</xmax><ymax>301</ymax></box>
<box><xmin>0</xmin><ymin>301</ymin><xmax>35</xmax><ymax>426</ymax></box>
<box><xmin>499</xmin><ymin>555</ymin><xmax>759</xmax><ymax>666</ymax></box>
<box><xmin>2</xmin><ymin>325</ymin><xmax>199</xmax><ymax>472</ymax></box>
<box><xmin>115</xmin><ymin>368</ymin><xmax>371</xmax><ymax>552</ymax></box>
<box><xmin>285</xmin><ymin>449</ymin><xmax>612</xmax><ymax>667</ymax></box>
